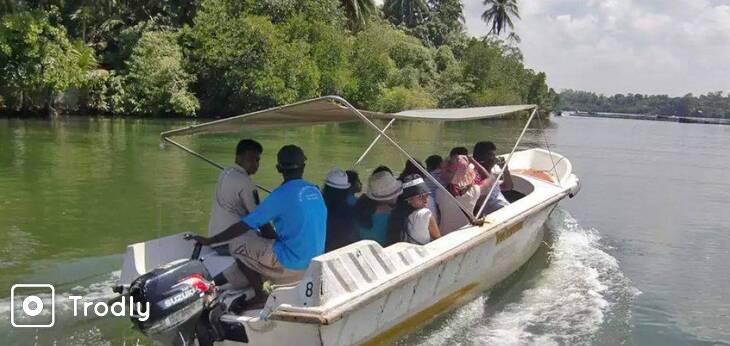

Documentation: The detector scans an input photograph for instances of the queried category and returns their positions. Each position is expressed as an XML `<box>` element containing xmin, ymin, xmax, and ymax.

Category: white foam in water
<box><xmin>414</xmin><ymin>297</ymin><xmax>489</xmax><ymax>346</ymax></box>
<box><xmin>473</xmin><ymin>209</ymin><xmax>639</xmax><ymax>345</ymax></box>
<box><xmin>0</xmin><ymin>270</ymin><xmax>122</xmax><ymax>324</ymax></box>
<box><xmin>404</xmin><ymin>209</ymin><xmax>639</xmax><ymax>346</ymax></box>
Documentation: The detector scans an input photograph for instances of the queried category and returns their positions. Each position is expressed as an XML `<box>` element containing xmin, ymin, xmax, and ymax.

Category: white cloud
<box><xmin>374</xmin><ymin>0</ymin><xmax>730</xmax><ymax>95</ymax></box>
<box><xmin>460</xmin><ymin>0</ymin><xmax>730</xmax><ymax>95</ymax></box>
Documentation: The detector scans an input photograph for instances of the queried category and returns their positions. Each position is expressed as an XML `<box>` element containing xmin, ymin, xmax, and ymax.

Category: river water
<box><xmin>0</xmin><ymin>115</ymin><xmax>728</xmax><ymax>345</ymax></box>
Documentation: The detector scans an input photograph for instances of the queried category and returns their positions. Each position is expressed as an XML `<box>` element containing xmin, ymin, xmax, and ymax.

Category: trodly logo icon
<box><xmin>10</xmin><ymin>284</ymin><xmax>55</xmax><ymax>328</ymax></box>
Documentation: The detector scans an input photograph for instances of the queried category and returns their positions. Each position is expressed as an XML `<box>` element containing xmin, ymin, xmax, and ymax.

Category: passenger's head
<box><xmin>366</xmin><ymin>171</ymin><xmax>402</xmax><ymax>205</ymax></box>
<box><xmin>346</xmin><ymin>170</ymin><xmax>362</xmax><ymax>195</ymax></box>
<box><xmin>473</xmin><ymin>141</ymin><xmax>497</xmax><ymax>169</ymax></box>
<box><xmin>355</xmin><ymin>171</ymin><xmax>402</xmax><ymax>228</ymax></box>
<box><xmin>449</xmin><ymin>146</ymin><xmax>468</xmax><ymax>159</ymax></box>
<box><xmin>324</xmin><ymin>168</ymin><xmax>351</xmax><ymax>190</ymax></box>
<box><xmin>235</xmin><ymin>139</ymin><xmax>263</xmax><ymax>175</ymax></box>
<box><xmin>323</xmin><ymin>168</ymin><xmax>351</xmax><ymax>211</ymax></box>
<box><xmin>276</xmin><ymin>145</ymin><xmax>306</xmax><ymax>178</ymax></box>
<box><xmin>401</xmin><ymin>174</ymin><xmax>430</xmax><ymax>209</ymax></box>
<box><xmin>425</xmin><ymin>155</ymin><xmax>443</xmax><ymax>172</ymax></box>
<box><xmin>373</xmin><ymin>165</ymin><xmax>393</xmax><ymax>175</ymax></box>
<box><xmin>398</xmin><ymin>159</ymin><xmax>425</xmax><ymax>181</ymax></box>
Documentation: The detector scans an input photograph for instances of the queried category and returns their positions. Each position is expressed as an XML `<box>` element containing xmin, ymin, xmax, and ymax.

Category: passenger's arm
<box><xmin>500</xmin><ymin>164</ymin><xmax>514</xmax><ymax>191</ymax></box>
<box><xmin>428</xmin><ymin>216</ymin><xmax>441</xmax><ymax>240</ymax></box>
<box><xmin>259</xmin><ymin>223</ymin><xmax>277</xmax><ymax>239</ymax></box>
<box><xmin>238</xmin><ymin>182</ymin><xmax>258</xmax><ymax>215</ymax></box>
<box><xmin>195</xmin><ymin>190</ymin><xmax>280</xmax><ymax>245</ymax></box>
<box><xmin>469</xmin><ymin>156</ymin><xmax>490</xmax><ymax>181</ymax></box>
<box><xmin>471</xmin><ymin>158</ymin><xmax>498</xmax><ymax>192</ymax></box>
<box><xmin>191</xmin><ymin>221</ymin><xmax>253</xmax><ymax>245</ymax></box>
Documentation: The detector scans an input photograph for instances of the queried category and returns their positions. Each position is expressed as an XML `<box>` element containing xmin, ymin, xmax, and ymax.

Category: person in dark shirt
<box><xmin>345</xmin><ymin>170</ymin><xmax>361</xmax><ymax>207</ymax></box>
<box><xmin>323</xmin><ymin>168</ymin><xmax>357</xmax><ymax>252</ymax></box>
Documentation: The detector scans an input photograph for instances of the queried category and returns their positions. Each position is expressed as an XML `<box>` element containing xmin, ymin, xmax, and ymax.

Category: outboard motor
<box><xmin>128</xmin><ymin>258</ymin><xmax>216</xmax><ymax>346</ymax></box>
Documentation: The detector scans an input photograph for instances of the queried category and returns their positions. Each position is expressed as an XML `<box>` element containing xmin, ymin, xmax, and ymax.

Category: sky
<box><xmin>376</xmin><ymin>0</ymin><xmax>730</xmax><ymax>96</ymax></box>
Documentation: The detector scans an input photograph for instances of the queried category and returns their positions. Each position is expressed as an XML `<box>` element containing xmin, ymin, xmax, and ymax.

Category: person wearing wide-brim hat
<box><xmin>354</xmin><ymin>170</ymin><xmax>402</xmax><ymax>246</ymax></box>
<box><xmin>387</xmin><ymin>174</ymin><xmax>442</xmax><ymax>246</ymax></box>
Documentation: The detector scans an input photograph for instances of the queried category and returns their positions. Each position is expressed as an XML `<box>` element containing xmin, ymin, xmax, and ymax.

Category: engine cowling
<box><xmin>128</xmin><ymin>259</ymin><xmax>216</xmax><ymax>346</ymax></box>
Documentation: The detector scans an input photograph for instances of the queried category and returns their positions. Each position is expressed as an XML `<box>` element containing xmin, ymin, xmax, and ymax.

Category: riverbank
<box><xmin>569</xmin><ymin>111</ymin><xmax>730</xmax><ymax>125</ymax></box>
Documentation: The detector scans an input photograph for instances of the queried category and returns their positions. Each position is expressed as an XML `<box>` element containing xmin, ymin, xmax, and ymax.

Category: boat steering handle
<box><xmin>183</xmin><ymin>233</ymin><xmax>203</xmax><ymax>260</ymax></box>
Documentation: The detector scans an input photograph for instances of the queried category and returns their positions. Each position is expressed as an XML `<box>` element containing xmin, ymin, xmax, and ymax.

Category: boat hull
<box><xmin>234</xmin><ymin>200</ymin><xmax>557</xmax><ymax>346</ymax></box>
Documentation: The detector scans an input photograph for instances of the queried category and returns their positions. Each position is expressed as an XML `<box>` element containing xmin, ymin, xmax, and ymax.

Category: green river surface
<box><xmin>1</xmin><ymin>115</ymin><xmax>729</xmax><ymax>345</ymax></box>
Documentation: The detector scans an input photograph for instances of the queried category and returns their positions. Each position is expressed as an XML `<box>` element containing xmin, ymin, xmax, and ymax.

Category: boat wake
<box><xmin>0</xmin><ymin>271</ymin><xmax>132</xmax><ymax>344</ymax></box>
<box><xmin>402</xmin><ymin>208</ymin><xmax>639</xmax><ymax>346</ymax></box>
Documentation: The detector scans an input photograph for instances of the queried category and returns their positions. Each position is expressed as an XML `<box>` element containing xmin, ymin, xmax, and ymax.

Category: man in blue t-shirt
<box><xmin>191</xmin><ymin>145</ymin><xmax>327</xmax><ymax>300</ymax></box>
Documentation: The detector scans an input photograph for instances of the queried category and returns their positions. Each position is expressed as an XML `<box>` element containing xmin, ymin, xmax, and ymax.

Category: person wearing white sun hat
<box><xmin>354</xmin><ymin>169</ymin><xmax>402</xmax><ymax>246</ymax></box>
<box><xmin>323</xmin><ymin>167</ymin><xmax>357</xmax><ymax>252</ymax></box>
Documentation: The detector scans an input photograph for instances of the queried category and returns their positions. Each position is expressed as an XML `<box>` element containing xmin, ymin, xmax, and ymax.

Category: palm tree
<box><xmin>383</xmin><ymin>0</ymin><xmax>430</xmax><ymax>28</ymax></box>
<box><xmin>341</xmin><ymin>0</ymin><xmax>376</xmax><ymax>31</ymax></box>
<box><xmin>481</xmin><ymin>0</ymin><xmax>520</xmax><ymax>36</ymax></box>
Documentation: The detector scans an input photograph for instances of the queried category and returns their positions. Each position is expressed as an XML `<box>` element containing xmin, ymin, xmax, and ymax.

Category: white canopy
<box><xmin>394</xmin><ymin>104</ymin><xmax>535</xmax><ymax>121</ymax></box>
<box><xmin>159</xmin><ymin>95</ymin><xmax>538</xmax><ymax>221</ymax></box>
<box><xmin>161</xmin><ymin>96</ymin><xmax>535</xmax><ymax>139</ymax></box>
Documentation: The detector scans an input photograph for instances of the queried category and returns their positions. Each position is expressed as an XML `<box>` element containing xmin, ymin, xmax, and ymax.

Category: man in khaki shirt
<box><xmin>208</xmin><ymin>139</ymin><xmax>263</xmax><ymax>237</ymax></box>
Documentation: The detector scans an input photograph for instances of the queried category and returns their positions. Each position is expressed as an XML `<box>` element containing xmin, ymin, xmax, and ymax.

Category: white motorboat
<box><xmin>114</xmin><ymin>96</ymin><xmax>580</xmax><ymax>345</ymax></box>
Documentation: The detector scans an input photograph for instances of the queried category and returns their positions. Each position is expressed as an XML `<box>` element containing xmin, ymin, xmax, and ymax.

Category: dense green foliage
<box><xmin>0</xmin><ymin>9</ymin><xmax>96</xmax><ymax>114</ymax></box>
<box><xmin>0</xmin><ymin>0</ymin><xmax>557</xmax><ymax>117</ymax></box>
<box><xmin>559</xmin><ymin>90</ymin><xmax>730</xmax><ymax>119</ymax></box>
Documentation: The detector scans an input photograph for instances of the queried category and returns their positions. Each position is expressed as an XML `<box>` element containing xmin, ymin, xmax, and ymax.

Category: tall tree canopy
<box><xmin>481</xmin><ymin>0</ymin><xmax>520</xmax><ymax>36</ymax></box>
<box><xmin>341</xmin><ymin>0</ymin><xmax>376</xmax><ymax>31</ymax></box>
<box><xmin>383</xmin><ymin>0</ymin><xmax>430</xmax><ymax>28</ymax></box>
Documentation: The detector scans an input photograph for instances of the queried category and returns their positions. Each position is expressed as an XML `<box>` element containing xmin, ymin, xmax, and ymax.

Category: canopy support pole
<box><xmin>535</xmin><ymin>110</ymin><xmax>562</xmax><ymax>187</ymax></box>
<box><xmin>161</xmin><ymin>137</ymin><xmax>272</xmax><ymax>193</ymax></box>
<box><xmin>475</xmin><ymin>107</ymin><xmax>537</xmax><ymax>219</ymax></box>
<box><xmin>352</xmin><ymin>118</ymin><xmax>396</xmax><ymax>168</ymax></box>
<box><xmin>326</xmin><ymin>96</ymin><xmax>477</xmax><ymax>224</ymax></box>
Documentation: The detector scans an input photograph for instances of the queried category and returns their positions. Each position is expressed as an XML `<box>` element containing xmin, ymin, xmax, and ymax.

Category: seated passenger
<box><xmin>345</xmin><ymin>170</ymin><xmax>362</xmax><ymax>207</ymax></box>
<box><xmin>208</xmin><ymin>139</ymin><xmax>263</xmax><ymax>238</ymax></box>
<box><xmin>473</xmin><ymin>141</ymin><xmax>512</xmax><ymax>215</ymax></box>
<box><xmin>435</xmin><ymin>155</ymin><xmax>495</xmax><ymax>234</ymax></box>
<box><xmin>425</xmin><ymin>154</ymin><xmax>445</xmax><ymax>193</ymax></box>
<box><xmin>323</xmin><ymin>168</ymin><xmax>357</xmax><ymax>252</ymax></box>
<box><xmin>387</xmin><ymin>174</ymin><xmax>441</xmax><ymax>245</ymax></box>
<box><xmin>355</xmin><ymin>171</ymin><xmax>403</xmax><ymax>246</ymax></box>
<box><xmin>190</xmin><ymin>145</ymin><xmax>326</xmax><ymax>302</ymax></box>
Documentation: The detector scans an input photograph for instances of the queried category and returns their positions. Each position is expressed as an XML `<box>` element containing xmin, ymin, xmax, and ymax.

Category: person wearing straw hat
<box><xmin>354</xmin><ymin>170</ymin><xmax>403</xmax><ymax>246</ymax></box>
<box><xmin>435</xmin><ymin>155</ymin><xmax>496</xmax><ymax>234</ymax></box>
<box><xmin>387</xmin><ymin>174</ymin><xmax>442</xmax><ymax>245</ymax></box>
<box><xmin>323</xmin><ymin>168</ymin><xmax>357</xmax><ymax>252</ymax></box>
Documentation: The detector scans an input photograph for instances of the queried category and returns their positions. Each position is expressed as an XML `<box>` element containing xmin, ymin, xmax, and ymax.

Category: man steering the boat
<box><xmin>190</xmin><ymin>145</ymin><xmax>327</xmax><ymax>303</ymax></box>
